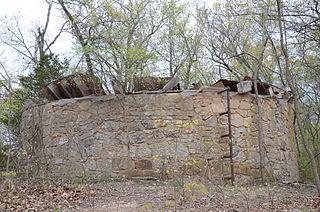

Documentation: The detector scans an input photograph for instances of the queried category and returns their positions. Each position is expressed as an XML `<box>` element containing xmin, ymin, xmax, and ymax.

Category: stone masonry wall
<box><xmin>20</xmin><ymin>89</ymin><xmax>299</xmax><ymax>182</ymax></box>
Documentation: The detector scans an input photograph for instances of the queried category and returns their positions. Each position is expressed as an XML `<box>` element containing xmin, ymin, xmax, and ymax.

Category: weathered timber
<box><xmin>40</xmin><ymin>73</ymin><xmax>105</xmax><ymax>100</ymax></box>
<box><xmin>190</xmin><ymin>80</ymin><xmax>203</xmax><ymax>90</ymax></box>
<box><xmin>133</xmin><ymin>76</ymin><xmax>180</xmax><ymax>92</ymax></box>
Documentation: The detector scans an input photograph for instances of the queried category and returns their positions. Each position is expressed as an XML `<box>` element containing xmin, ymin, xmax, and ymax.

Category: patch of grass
<box><xmin>132</xmin><ymin>178</ymin><xmax>142</xmax><ymax>183</ymax></box>
<box><xmin>215</xmin><ymin>185</ymin><xmax>223</xmax><ymax>193</ymax></box>
<box><xmin>255</xmin><ymin>193</ymin><xmax>265</xmax><ymax>199</ymax></box>
<box><xmin>173</xmin><ymin>180</ymin><xmax>184</xmax><ymax>191</ymax></box>
<box><xmin>279</xmin><ymin>199</ymin><xmax>292</xmax><ymax>204</ymax></box>
<box><xmin>165</xmin><ymin>200</ymin><xmax>174</xmax><ymax>207</ymax></box>
<box><xmin>142</xmin><ymin>203</ymin><xmax>153</xmax><ymax>211</ymax></box>
<box><xmin>231</xmin><ymin>186</ymin><xmax>243</xmax><ymax>194</ymax></box>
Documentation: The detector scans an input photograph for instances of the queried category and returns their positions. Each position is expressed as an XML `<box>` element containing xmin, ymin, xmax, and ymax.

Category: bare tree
<box><xmin>199</xmin><ymin>0</ymin><xmax>278</xmax><ymax>181</ymax></box>
<box><xmin>0</xmin><ymin>1</ymin><xmax>65</xmax><ymax>70</ymax></box>
<box><xmin>57</xmin><ymin>0</ymin><xmax>169</xmax><ymax>92</ymax></box>
<box><xmin>57</xmin><ymin>0</ymin><xmax>94</xmax><ymax>75</ymax></box>
<box><xmin>276</xmin><ymin>0</ymin><xmax>320</xmax><ymax>196</ymax></box>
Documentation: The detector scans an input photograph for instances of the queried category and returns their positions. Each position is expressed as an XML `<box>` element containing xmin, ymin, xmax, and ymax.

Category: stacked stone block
<box><xmin>20</xmin><ymin>90</ymin><xmax>299</xmax><ymax>182</ymax></box>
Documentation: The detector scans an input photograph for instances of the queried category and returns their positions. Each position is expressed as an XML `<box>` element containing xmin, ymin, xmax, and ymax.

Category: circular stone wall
<box><xmin>20</xmin><ymin>89</ymin><xmax>299</xmax><ymax>182</ymax></box>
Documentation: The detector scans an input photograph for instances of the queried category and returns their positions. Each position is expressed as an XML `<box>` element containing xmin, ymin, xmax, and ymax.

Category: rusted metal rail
<box><xmin>218</xmin><ymin>87</ymin><xmax>235</xmax><ymax>185</ymax></box>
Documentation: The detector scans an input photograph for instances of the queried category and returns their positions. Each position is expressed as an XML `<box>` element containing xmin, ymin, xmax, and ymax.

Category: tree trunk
<box><xmin>253</xmin><ymin>80</ymin><xmax>266</xmax><ymax>183</ymax></box>
<box><xmin>252</xmin><ymin>11</ymin><xmax>269</xmax><ymax>183</ymax></box>
<box><xmin>58</xmin><ymin>0</ymin><xmax>94</xmax><ymax>75</ymax></box>
<box><xmin>276</xmin><ymin>0</ymin><xmax>320</xmax><ymax>196</ymax></box>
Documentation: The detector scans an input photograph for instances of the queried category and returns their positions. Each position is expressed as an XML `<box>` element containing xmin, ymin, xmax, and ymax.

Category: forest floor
<box><xmin>0</xmin><ymin>177</ymin><xmax>319</xmax><ymax>212</ymax></box>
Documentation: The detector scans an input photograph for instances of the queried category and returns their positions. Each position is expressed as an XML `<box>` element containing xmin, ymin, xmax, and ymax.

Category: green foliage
<box><xmin>173</xmin><ymin>180</ymin><xmax>184</xmax><ymax>191</ymax></box>
<box><xmin>0</xmin><ymin>89</ymin><xmax>29</xmax><ymax>127</ymax></box>
<box><xmin>0</xmin><ymin>53</ymin><xmax>67</xmax><ymax>132</ymax></box>
<box><xmin>0</xmin><ymin>142</ymin><xmax>7</xmax><ymax>170</ymax></box>
<box><xmin>279</xmin><ymin>199</ymin><xmax>292</xmax><ymax>204</ymax></box>
<box><xmin>142</xmin><ymin>203</ymin><xmax>153</xmax><ymax>211</ymax></box>
<box><xmin>0</xmin><ymin>171</ymin><xmax>16</xmax><ymax>177</ymax></box>
<box><xmin>19</xmin><ymin>53</ymin><xmax>67</xmax><ymax>98</ymax></box>
<box><xmin>297</xmin><ymin>125</ymin><xmax>320</xmax><ymax>182</ymax></box>
<box><xmin>165</xmin><ymin>200</ymin><xmax>174</xmax><ymax>207</ymax></box>
<box><xmin>184</xmin><ymin>181</ymin><xmax>209</xmax><ymax>195</ymax></box>
<box><xmin>298</xmin><ymin>150</ymin><xmax>319</xmax><ymax>182</ymax></box>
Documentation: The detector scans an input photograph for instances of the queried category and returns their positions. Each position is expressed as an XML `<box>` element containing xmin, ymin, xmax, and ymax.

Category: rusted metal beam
<box><xmin>221</xmin><ymin>134</ymin><xmax>230</xmax><ymax>138</ymax></box>
<box><xmin>226</xmin><ymin>88</ymin><xmax>235</xmax><ymax>185</ymax></box>
<box><xmin>217</xmin><ymin>87</ymin><xmax>230</xmax><ymax>94</ymax></box>
<box><xmin>219</xmin><ymin>111</ymin><xmax>228</xmax><ymax>116</ymax></box>
<box><xmin>218</xmin><ymin>86</ymin><xmax>235</xmax><ymax>185</ymax></box>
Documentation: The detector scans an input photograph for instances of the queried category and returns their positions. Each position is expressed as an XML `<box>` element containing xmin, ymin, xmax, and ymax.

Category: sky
<box><xmin>0</xmin><ymin>0</ymin><xmax>216</xmax><ymax>76</ymax></box>
<box><xmin>0</xmin><ymin>0</ymin><xmax>73</xmax><ymax>70</ymax></box>
<box><xmin>0</xmin><ymin>0</ymin><xmax>72</xmax><ymax>46</ymax></box>
<box><xmin>0</xmin><ymin>0</ymin><xmax>47</xmax><ymax>20</ymax></box>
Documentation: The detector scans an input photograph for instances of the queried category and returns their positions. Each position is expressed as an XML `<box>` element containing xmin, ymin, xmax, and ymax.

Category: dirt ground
<box><xmin>1</xmin><ymin>177</ymin><xmax>319</xmax><ymax>212</ymax></box>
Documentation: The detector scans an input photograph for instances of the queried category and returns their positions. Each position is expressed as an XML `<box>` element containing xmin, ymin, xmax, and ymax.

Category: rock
<box><xmin>237</xmin><ymin>81</ymin><xmax>253</xmax><ymax>93</ymax></box>
<box><xmin>129</xmin><ymin>144</ymin><xmax>152</xmax><ymax>158</ymax></box>
<box><xmin>135</xmin><ymin>160</ymin><xmax>152</xmax><ymax>170</ymax></box>
<box><xmin>126</xmin><ymin>121</ymin><xmax>144</xmax><ymax>132</ymax></box>
<box><xmin>163</xmin><ymin>128</ymin><xmax>179</xmax><ymax>138</ymax></box>
<box><xmin>230</xmin><ymin>95</ymin><xmax>241</xmax><ymax>109</ymax></box>
<box><xmin>78</xmin><ymin>100</ymin><xmax>91</xmax><ymax>110</ymax></box>
<box><xmin>176</xmin><ymin>144</ymin><xmax>189</xmax><ymax>158</ymax></box>
<box><xmin>113</xmin><ymin>133</ymin><xmax>127</xmax><ymax>145</ymax></box>
<box><xmin>128</xmin><ymin>169</ymin><xmax>158</xmax><ymax>178</ymax></box>
<box><xmin>141</xmin><ymin>120</ymin><xmax>154</xmax><ymax>129</ymax></box>
<box><xmin>231</xmin><ymin>113</ymin><xmax>244</xmax><ymax>127</ymax></box>
<box><xmin>176</xmin><ymin>100</ymin><xmax>194</xmax><ymax>111</ymax></box>
<box><xmin>58</xmin><ymin>136</ymin><xmax>68</xmax><ymax>146</ymax></box>
<box><xmin>112</xmin><ymin>157</ymin><xmax>133</xmax><ymax>170</ymax></box>
<box><xmin>84</xmin><ymin>159</ymin><xmax>97</xmax><ymax>171</ymax></box>
<box><xmin>188</xmin><ymin>140</ymin><xmax>202</xmax><ymax>154</ymax></box>
<box><xmin>23</xmin><ymin>99</ymin><xmax>36</xmax><ymax>110</ymax></box>
<box><xmin>20</xmin><ymin>90</ymin><xmax>298</xmax><ymax>181</ymax></box>
<box><xmin>101</xmin><ymin>121</ymin><xmax>119</xmax><ymax>131</ymax></box>
<box><xmin>209</xmin><ymin>101</ymin><xmax>225</xmax><ymax>113</ymax></box>
<box><xmin>232</xmin><ymin>146</ymin><xmax>244</xmax><ymax>162</ymax></box>
<box><xmin>53</xmin><ymin>159</ymin><xmax>64</xmax><ymax>165</ymax></box>
<box><xmin>205</xmin><ymin>116</ymin><xmax>217</xmax><ymax>127</ymax></box>
<box><xmin>239</xmin><ymin>101</ymin><xmax>252</xmax><ymax>110</ymax></box>
<box><xmin>129</xmin><ymin>132</ymin><xmax>147</xmax><ymax>144</ymax></box>
<box><xmin>233</xmin><ymin>127</ymin><xmax>247</xmax><ymax>139</ymax></box>
<box><xmin>85</xmin><ymin>143</ymin><xmax>102</xmax><ymax>157</ymax></box>
<box><xmin>289</xmin><ymin>209</ymin><xmax>302</xmax><ymax>212</ymax></box>
<box><xmin>153</xmin><ymin>130</ymin><xmax>164</xmax><ymax>139</ymax></box>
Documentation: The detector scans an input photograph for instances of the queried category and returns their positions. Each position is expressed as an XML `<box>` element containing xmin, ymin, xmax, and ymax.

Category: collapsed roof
<box><xmin>212</xmin><ymin>79</ymin><xmax>271</xmax><ymax>95</ymax></box>
<box><xmin>40</xmin><ymin>74</ymin><xmax>105</xmax><ymax>101</ymax></box>
<box><xmin>40</xmin><ymin>74</ymin><xmax>290</xmax><ymax>101</ymax></box>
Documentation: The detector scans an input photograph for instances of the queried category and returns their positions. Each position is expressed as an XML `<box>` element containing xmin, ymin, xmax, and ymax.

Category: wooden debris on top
<box><xmin>162</xmin><ymin>73</ymin><xmax>180</xmax><ymax>92</ymax></box>
<box><xmin>212</xmin><ymin>78</ymin><xmax>272</xmax><ymax>96</ymax></box>
<box><xmin>40</xmin><ymin>73</ymin><xmax>105</xmax><ymax>101</ymax></box>
<box><xmin>133</xmin><ymin>76</ymin><xmax>180</xmax><ymax>92</ymax></box>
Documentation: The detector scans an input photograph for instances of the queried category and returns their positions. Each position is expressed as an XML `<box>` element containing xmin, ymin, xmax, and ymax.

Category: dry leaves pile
<box><xmin>0</xmin><ymin>177</ymin><xmax>319</xmax><ymax>212</ymax></box>
<box><xmin>74</xmin><ymin>180</ymin><xmax>320</xmax><ymax>212</ymax></box>
<box><xmin>0</xmin><ymin>178</ymin><xmax>94</xmax><ymax>211</ymax></box>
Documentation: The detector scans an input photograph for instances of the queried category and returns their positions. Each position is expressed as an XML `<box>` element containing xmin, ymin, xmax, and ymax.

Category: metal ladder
<box><xmin>218</xmin><ymin>87</ymin><xmax>235</xmax><ymax>185</ymax></box>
